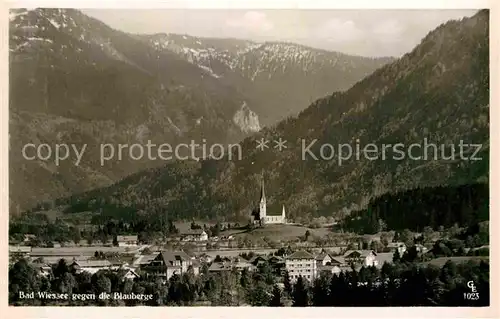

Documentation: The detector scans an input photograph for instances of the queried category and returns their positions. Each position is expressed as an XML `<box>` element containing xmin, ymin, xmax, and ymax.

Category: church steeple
<box><xmin>259</xmin><ymin>171</ymin><xmax>266</xmax><ymax>219</ymax></box>
<box><xmin>260</xmin><ymin>171</ymin><xmax>266</xmax><ymax>202</ymax></box>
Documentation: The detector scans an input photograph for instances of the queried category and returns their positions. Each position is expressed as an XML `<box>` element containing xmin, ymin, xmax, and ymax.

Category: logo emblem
<box><xmin>467</xmin><ymin>281</ymin><xmax>477</xmax><ymax>293</ymax></box>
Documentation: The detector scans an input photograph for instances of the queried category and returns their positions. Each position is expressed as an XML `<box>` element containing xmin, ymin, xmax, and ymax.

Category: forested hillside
<box><xmin>340</xmin><ymin>183</ymin><xmax>489</xmax><ymax>234</ymax></box>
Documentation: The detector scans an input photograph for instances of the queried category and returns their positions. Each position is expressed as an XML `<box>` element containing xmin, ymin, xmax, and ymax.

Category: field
<box><xmin>226</xmin><ymin>224</ymin><xmax>332</xmax><ymax>242</ymax></box>
<box><xmin>30</xmin><ymin>245</ymin><xmax>145</xmax><ymax>256</ymax></box>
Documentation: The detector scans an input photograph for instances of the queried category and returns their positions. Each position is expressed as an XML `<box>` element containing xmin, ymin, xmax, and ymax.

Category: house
<box><xmin>208</xmin><ymin>259</ymin><xmax>255</xmax><ymax>273</ymax></box>
<box><xmin>116</xmin><ymin>235</ymin><xmax>138</xmax><ymax>247</ymax></box>
<box><xmin>197</xmin><ymin>253</ymin><xmax>213</xmax><ymax>264</ymax></box>
<box><xmin>143</xmin><ymin>251</ymin><xmax>199</xmax><ymax>280</ymax></box>
<box><xmin>23</xmin><ymin>234</ymin><xmax>37</xmax><ymax>243</ymax></box>
<box><xmin>71</xmin><ymin>260</ymin><xmax>113</xmax><ymax>274</ymax></box>
<box><xmin>285</xmin><ymin>250</ymin><xmax>317</xmax><ymax>282</ymax></box>
<box><xmin>315</xmin><ymin>251</ymin><xmax>347</xmax><ymax>276</ymax></box>
<box><xmin>9</xmin><ymin>245</ymin><xmax>32</xmax><ymax>258</ymax></box>
<box><xmin>32</xmin><ymin>262</ymin><xmax>53</xmax><ymax>278</ymax></box>
<box><xmin>181</xmin><ymin>229</ymin><xmax>209</xmax><ymax>242</ymax></box>
<box><xmin>248</xmin><ymin>255</ymin><xmax>268</xmax><ymax>266</ymax></box>
<box><xmin>115</xmin><ymin>268</ymin><xmax>140</xmax><ymax>281</ymax></box>
<box><xmin>387</xmin><ymin>242</ymin><xmax>407</xmax><ymax>256</ymax></box>
<box><xmin>329</xmin><ymin>256</ymin><xmax>345</xmax><ymax>266</ymax></box>
<box><xmin>343</xmin><ymin>250</ymin><xmax>378</xmax><ymax>267</ymax></box>
<box><xmin>233</xmin><ymin>259</ymin><xmax>257</xmax><ymax>272</ymax></box>
<box><xmin>132</xmin><ymin>253</ymin><xmax>159</xmax><ymax>268</ymax></box>
<box><xmin>315</xmin><ymin>251</ymin><xmax>333</xmax><ymax>266</ymax></box>
<box><xmin>211</xmin><ymin>255</ymin><xmax>231</xmax><ymax>263</ymax></box>
<box><xmin>268</xmin><ymin>255</ymin><xmax>284</xmax><ymax>263</ymax></box>
<box><xmin>208</xmin><ymin>261</ymin><xmax>234</xmax><ymax>273</ymax></box>
<box><xmin>318</xmin><ymin>264</ymin><xmax>342</xmax><ymax>276</ymax></box>
<box><xmin>415</xmin><ymin>244</ymin><xmax>429</xmax><ymax>254</ymax></box>
<box><xmin>266</xmin><ymin>255</ymin><xmax>286</xmax><ymax>275</ymax></box>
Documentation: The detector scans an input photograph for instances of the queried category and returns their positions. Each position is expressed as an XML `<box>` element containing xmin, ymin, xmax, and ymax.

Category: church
<box><xmin>251</xmin><ymin>174</ymin><xmax>286</xmax><ymax>225</ymax></box>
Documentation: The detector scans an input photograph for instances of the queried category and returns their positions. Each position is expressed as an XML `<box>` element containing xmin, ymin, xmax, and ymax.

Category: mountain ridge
<box><xmin>47</xmin><ymin>10</ymin><xmax>489</xmax><ymax>223</ymax></box>
<box><xmin>141</xmin><ymin>32</ymin><xmax>393</xmax><ymax>125</ymax></box>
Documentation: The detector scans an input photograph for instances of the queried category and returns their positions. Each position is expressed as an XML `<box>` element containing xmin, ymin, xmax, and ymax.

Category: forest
<box><xmin>340</xmin><ymin>183</ymin><xmax>488</xmax><ymax>234</ymax></box>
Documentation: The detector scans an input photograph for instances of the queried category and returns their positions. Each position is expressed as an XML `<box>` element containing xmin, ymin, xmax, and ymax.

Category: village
<box><xmin>9</xmin><ymin>229</ymin><xmax>409</xmax><ymax>284</ymax></box>
<box><xmin>8</xmin><ymin>212</ymin><xmax>490</xmax><ymax>307</ymax></box>
<box><xmin>8</xmin><ymin>174</ymin><xmax>489</xmax><ymax>306</ymax></box>
<box><xmin>8</xmin><ymin>177</ymin><xmax>409</xmax><ymax>285</ymax></box>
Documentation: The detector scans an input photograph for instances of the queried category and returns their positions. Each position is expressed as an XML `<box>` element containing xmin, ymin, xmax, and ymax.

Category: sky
<box><xmin>82</xmin><ymin>9</ymin><xmax>479</xmax><ymax>57</ymax></box>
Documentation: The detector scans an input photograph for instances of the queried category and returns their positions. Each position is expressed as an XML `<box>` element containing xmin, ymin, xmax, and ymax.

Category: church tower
<box><xmin>259</xmin><ymin>172</ymin><xmax>267</xmax><ymax>221</ymax></box>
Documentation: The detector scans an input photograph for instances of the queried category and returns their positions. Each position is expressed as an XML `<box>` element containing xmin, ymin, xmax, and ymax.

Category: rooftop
<box><xmin>208</xmin><ymin>262</ymin><xmax>233</xmax><ymax>272</ymax></box>
<box><xmin>248</xmin><ymin>255</ymin><xmax>267</xmax><ymax>263</ymax></box>
<box><xmin>315</xmin><ymin>252</ymin><xmax>331</xmax><ymax>261</ymax></box>
<box><xmin>330</xmin><ymin>257</ymin><xmax>345</xmax><ymax>265</ymax></box>
<box><xmin>73</xmin><ymin>260</ymin><xmax>113</xmax><ymax>268</ymax></box>
<box><xmin>343</xmin><ymin>250</ymin><xmax>377</xmax><ymax>258</ymax></box>
<box><xmin>115</xmin><ymin>268</ymin><xmax>140</xmax><ymax>279</ymax></box>
<box><xmin>159</xmin><ymin>251</ymin><xmax>191</xmax><ymax>266</ymax></box>
<box><xmin>286</xmin><ymin>250</ymin><xmax>314</xmax><ymax>260</ymax></box>
<box><xmin>9</xmin><ymin>245</ymin><xmax>32</xmax><ymax>253</ymax></box>
<box><xmin>116</xmin><ymin>235</ymin><xmax>138</xmax><ymax>242</ymax></box>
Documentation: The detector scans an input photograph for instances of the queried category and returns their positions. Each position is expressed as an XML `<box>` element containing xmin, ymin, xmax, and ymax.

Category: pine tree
<box><xmin>393</xmin><ymin>249</ymin><xmax>401</xmax><ymax>263</ymax></box>
<box><xmin>292</xmin><ymin>276</ymin><xmax>309</xmax><ymax>307</ymax></box>
<box><xmin>283</xmin><ymin>271</ymin><xmax>292</xmax><ymax>296</ymax></box>
<box><xmin>269</xmin><ymin>285</ymin><xmax>283</xmax><ymax>307</ymax></box>
<box><xmin>312</xmin><ymin>275</ymin><xmax>330</xmax><ymax>306</ymax></box>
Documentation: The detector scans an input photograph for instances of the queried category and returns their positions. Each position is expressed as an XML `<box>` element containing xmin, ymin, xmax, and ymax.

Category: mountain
<box><xmin>9</xmin><ymin>8</ymin><xmax>390</xmax><ymax>212</ymax></box>
<box><xmin>140</xmin><ymin>33</ymin><xmax>393</xmax><ymax>125</ymax></box>
<box><xmin>9</xmin><ymin>8</ymin><xmax>258</xmax><ymax>211</ymax></box>
<box><xmin>53</xmin><ymin>10</ymin><xmax>489</xmax><ymax>224</ymax></box>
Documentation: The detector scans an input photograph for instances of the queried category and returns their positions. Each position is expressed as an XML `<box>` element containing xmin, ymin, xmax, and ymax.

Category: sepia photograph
<box><xmin>6</xmin><ymin>4</ymin><xmax>491</xmax><ymax>309</ymax></box>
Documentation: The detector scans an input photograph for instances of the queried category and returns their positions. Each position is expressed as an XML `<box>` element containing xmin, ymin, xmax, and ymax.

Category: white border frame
<box><xmin>0</xmin><ymin>1</ymin><xmax>497</xmax><ymax>318</ymax></box>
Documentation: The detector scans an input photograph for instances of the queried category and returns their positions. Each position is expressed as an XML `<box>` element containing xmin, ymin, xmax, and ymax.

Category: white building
<box><xmin>387</xmin><ymin>242</ymin><xmax>407</xmax><ymax>256</ymax></box>
<box><xmin>9</xmin><ymin>245</ymin><xmax>32</xmax><ymax>258</ymax></box>
<box><xmin>116</xmin><ymin>235</ymin><xmax>138</xmax><ymax>247</ymax></box>
<box><xmin>285</xmin><ymin>250</ymin><xmax>317</xmax><ymax>282</ymax></box>
<box><xmin>143</xmin><ymin>251</ymin><xmax>200</xmax><ymax>280</ymax></box>
<box><xmin>315</xmin><ymin>251</ymin><xmax>333</xmax><ymax>266</ymax></box>
<box><xmin>116</xmin><ymin>268</ymin><xmax>140</xmax><ymax>281</ymax></box>
<box><xmin>414</xmin><ymin>244</ymin><xmax>429</xmax><ymax>254</ymax></box>
<box><xmin>252</xmin><ymin>174</ymin><xmax>286</xmax><ymax>225</ymax></box>
<box><xmin>343</xmin><ymin>250</ymin><xmax>379</xmax><ymax>267</ymax></box>
<box><xmin>71</xmin><ymin>260</ymin><xmax>113</xmax><ymax>274</ymax></box>
<box><xmin>181</xmin><ymin>229</ymin><xmax>208</xmax><ymax>242</ymax></box>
